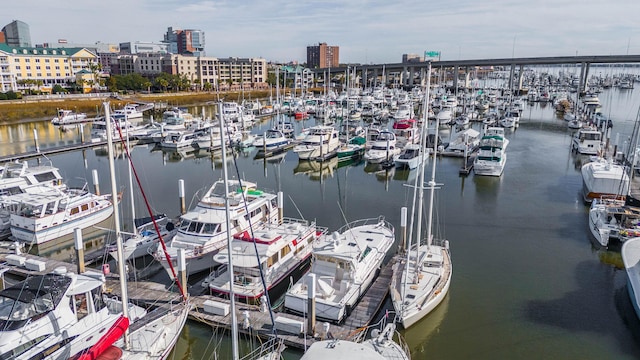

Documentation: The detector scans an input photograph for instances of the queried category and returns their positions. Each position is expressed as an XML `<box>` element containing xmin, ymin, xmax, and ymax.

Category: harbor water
<box><xmin>3</xmin><ymin>86</ymin><xmax>640</xmax><ymax>359</ymax></box>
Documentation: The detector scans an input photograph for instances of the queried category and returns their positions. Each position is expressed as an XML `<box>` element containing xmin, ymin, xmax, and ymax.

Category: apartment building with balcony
<box><xmin>115</xmin><ymin>53</ymin><xmax>267</xmax><ymax>90</ymax></box>
<box><xmin>0</xmin><ymin>44</ymin><xmax>97</xmax><ymax>92</ymax></box>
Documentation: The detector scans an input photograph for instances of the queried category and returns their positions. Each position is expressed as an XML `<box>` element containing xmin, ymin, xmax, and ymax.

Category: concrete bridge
<box><xmin>310</xmin><ymin>54</ymin><xmax>640</xmax><ymax>93</ymax></box>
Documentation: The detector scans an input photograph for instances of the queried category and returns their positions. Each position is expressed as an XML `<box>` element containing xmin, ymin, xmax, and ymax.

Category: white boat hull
<box><xmin>622</xmin><ymin>238</ymin><xmax>640</xmax><ymax>321</ymax></box>
<box><xmin>11</xmin><ymin>205</ymin><xmax>113</xmax><ymax>244</ymax></box>
<box><xmin>473</xmin><ymin>155</ymin><xmax>507</xmax><ymax>177</ymax></box>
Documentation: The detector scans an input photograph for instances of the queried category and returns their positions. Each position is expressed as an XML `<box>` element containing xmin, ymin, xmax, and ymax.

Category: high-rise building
<box><xmin>306</xmin><ymin>42</ymin><xmax>339</xmax><ymax>69</ymax></box>
<box><xmin>163</xmin><ymin>27</ymin><xmax>205</xmax><ymax>56</ymax></box>
<box><xmin>2</xmin><ymin>20</ymin><xmax>32</xmax><ymax>47</ymax></box>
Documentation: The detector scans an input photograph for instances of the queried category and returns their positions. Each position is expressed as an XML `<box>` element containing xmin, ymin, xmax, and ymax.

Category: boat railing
<box><xmin>212</xmin><ymin>264</ymin><xmax>228</xmax><ymax>279</ymax></box>
<box><xmin>335</xmin><ymin>216</ymin><xmax>394</xmax><ymax>235</ymax></box>
<box><xmin>239</xmin><ymin>335</ymin><xmax>285</xmax><ymax>360</ymax></box>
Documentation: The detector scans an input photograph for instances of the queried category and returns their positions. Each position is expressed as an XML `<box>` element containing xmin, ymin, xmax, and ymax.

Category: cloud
<box><xmin>5</xmin><ymin>0</ymin><xmax>640</xmax><ymax>63</ymax></box>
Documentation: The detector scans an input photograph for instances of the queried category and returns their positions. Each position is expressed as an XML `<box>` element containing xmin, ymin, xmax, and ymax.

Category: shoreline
<box><xmin>0</xmin><ymin>89</ymin><xmax>305</xmax><ymax>123</ymax></box>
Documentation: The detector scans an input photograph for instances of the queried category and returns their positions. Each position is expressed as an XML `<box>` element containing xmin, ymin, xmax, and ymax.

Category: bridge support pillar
<box><xmin>408</xmin><ymin>67</ymin><xmax>415</xmax><ymax>88</ymax></box>
<box><xmin>453</xmin><ymin>65</ymin><xmax>459</xmax><ymax>92</ymax></box>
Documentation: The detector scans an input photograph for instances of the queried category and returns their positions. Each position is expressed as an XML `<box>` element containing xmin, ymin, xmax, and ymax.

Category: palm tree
<box><xmin>156</xmin><ymin>78</ymin><xmax>169</xmax><ymax>93</ymax></box>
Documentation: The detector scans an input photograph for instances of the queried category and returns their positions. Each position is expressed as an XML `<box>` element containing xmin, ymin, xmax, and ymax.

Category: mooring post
<box><xmin>74</xmin><ymin>228</ymin><xmax>85</xmax><ymax>274</ymax></box>
<box><xmin>307</xmin><ymin>273</ymin><xmax>316</xmax><ymax>336</ymax></box>
<box><xmin>92</xmin><ymin>169</ymin><xmax>100</xmax><ymax>196</ymax></box>
<box><xmin>400</xmin><ymin>207</ymin><xmax>407</xmax><ymax>253</ymax></box>
<box><xmin>33</xmin><ymin>129</ymin><xmax>40</xmax><ymax>153</ymax></box>
<box><xmin>277</xmin><ymin>191</ymin><xmax>284</xmax><ymax>224</ymax></box>
<box><xmin>178</xmin><ymin>179</ymin><xmax>186</xmax><ymax>215</ymax></box>
<box><xmin>177</xmin><ymin>248</ymin><xmax>187</xmax><ymax>294</ymax></box>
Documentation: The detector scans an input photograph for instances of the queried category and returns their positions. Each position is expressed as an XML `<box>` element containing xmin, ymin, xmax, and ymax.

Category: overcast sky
<box><xmin>6</xmin><ymin>0</ymin><xmax>640</xmax><ymax>64</ymax></box>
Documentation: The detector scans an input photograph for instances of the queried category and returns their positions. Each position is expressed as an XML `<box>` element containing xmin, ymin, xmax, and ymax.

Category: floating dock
<box><xmin>0</xmin><ymin>245</ymin><xmax>395</xmax><ymax>350</ymax></box>
<box><xmin>459</xmin><ymin>154</ymin><xmax>476</xmax><ymax>176</ymax></box>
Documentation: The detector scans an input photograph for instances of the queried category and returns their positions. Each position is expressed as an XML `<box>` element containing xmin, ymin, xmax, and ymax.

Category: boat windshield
<box><xmin>0</xmin><ymin>274</ymin><xmax>71</xmax><ymax>331</ymax></box>
<box><xmin>178</xmin><ymin>218</ymin><xmax>221</xmax><ymax>235</ymax></box>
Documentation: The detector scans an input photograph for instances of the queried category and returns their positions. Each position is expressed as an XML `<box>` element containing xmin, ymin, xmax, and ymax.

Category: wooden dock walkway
<box><xmin>0</xmin><ymin>245</ymin><xmax>396</xmax><ymax>351</ymax></box>
<box><xmin>0</xmin><ymin>140</ymin><xmax>108</xmax><ymax>163</ymax></box>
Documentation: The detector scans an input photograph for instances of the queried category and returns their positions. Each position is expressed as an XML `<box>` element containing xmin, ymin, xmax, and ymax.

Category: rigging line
<box><xmin>287</xmin><ymin>194</ymin><xmax>305</xmax><ymax>221</ymax></box>
<box><xmin>336</xmin><ymin>200</ymin><xmax>358</xmax><ymax>245</ymax></box>
<box><xmin>113</xmin><ymin>115</ymin><xmax>186</xmax><ymax>301</ymax></box>
<box><xmin>225</xmin><ymin>111</ymin><xmax>279</xmax><ymax>338</ymax></box>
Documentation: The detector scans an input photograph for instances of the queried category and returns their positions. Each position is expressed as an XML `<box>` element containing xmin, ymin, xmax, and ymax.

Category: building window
<box><xmin>54</xmin><ymin>59</ymin><xmax>59</xmax><ymax>63</ymax></box>
<box><xmin>46</xmin><ymin>73</ymin><xmax>51</xmax><ymax>77</ymax></box>
<box><xmin>56</xmin><ymin>73</ymin><xmax>60</xmax><ymax>77</ymax></box>
<box><xmin>35</xmin><ymin>59</ymin><xmax>40</xmax><ymax>63</ymax></box>
<box><xmin>25</xmin><ymin>59</ymin><xmax>30</xmax><ymax>62</ymax></box>
<box><xmin>46</xmin><ymin>66</ymin><xmax>50</xmax><ymax>70</ymax></box>
<box><xmin>15</xmin><ymin>66</ymin><xmax>20</xmax><ymax>70</ymax></box>
<box><xmin>36</xmin><ymin>66</ymin><xmax>41</xmax><ymax>70</ymax></box>
<box><xmin>26</xmin><ymin>66</ymin><xmax>30</xmax><ymax>70</ymax></box>
<box><xmin>45</xmin><ymin>59</ymin><xmax>50</xmax><ymax>63</ymax></box>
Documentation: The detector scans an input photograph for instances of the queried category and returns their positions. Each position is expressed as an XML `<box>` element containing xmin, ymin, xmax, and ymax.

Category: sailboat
<box><xmin>211</xmin><ymin>101</ymin><xmax>285</xmax><ymax>360</ymax></box>
<box><xmin>108</xmin><ymin>125</ymin><xmax>177</xmax><ymax>261</ymax></box>
<box><xmin>301</xmin><ymin>313</ymin><xmax>410</xmax><ymax>360</ymax></box>
<box><xmin>90</xmin><ymin>102</ymin><xmax>190</xmax><ymax>359</ymax></box>
<box><xmin>253</xmin><ymin>69</ymin><xmax>291</xmax><ymax>156</ymax></box>
<box><xmin>389</xmin><ymin>63</ymin><xmax>452</xmax><ymax>329</ymax></box>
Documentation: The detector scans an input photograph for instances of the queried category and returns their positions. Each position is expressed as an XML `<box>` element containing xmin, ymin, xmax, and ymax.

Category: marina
<box><xmin>3</xmin><ymin>69</ymin><xmax>640</xmax><ymax>359</ymax></box>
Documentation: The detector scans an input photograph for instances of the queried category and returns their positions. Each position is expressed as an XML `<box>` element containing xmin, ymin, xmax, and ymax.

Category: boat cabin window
<box><xmin>0</xmin><ymin>274</ymin><xmax>70</xmax><ymax>332</ymax></box>
<box><xmin>81</xmin><ymin>204</ymin><xmax>89</xmax><ymax>212</ymax></box>
<box><xmin>33</xmin><ymin>172</ymin><xmax>58</xmax><ymax>183</ymax></box>
<box><xmin>187</xmin><ymin>221</ymin><xmax>204</xmax><ymax>234</ymax></box>
<box><xmin>267</xmin><ymin>253</ymin><xmax>278</xmax><ymax>267</ymax></box>
<box><xmin>280</xmin><ymin>245</ymin><xmax>291</xmax><ymax>258</ymax></box>
<box><xmin>202</xmin><ymin>223</ymin><xmax>219</xmax><ymax>234</ymax></box>
<box><xmin>0</xmin><ymin>186</ymin><xmax>23</xmax><ymax>196</ymax></box>
<box><xmin>0</xmin><ymin>335</ymin><xmax>48</xmax><ymax>360</ymax></box>
<box><xmin>91</xmin><ymin>287</ymin><xmax>106</xmax><ymax>312</ymax></box>
<box><xmin>45</xmin><ymin>202</ymin><xmax>57</xmax><ymax>215</ymax></box>
<box><xmin>72</xmin><ymin>293</ymin><xmax>89</xmax><ymax>320</ymax></box>
<box><xmin>70</xmin><ymin>206</ymin><xmax>80</xmax><ymax>215</ymax></box>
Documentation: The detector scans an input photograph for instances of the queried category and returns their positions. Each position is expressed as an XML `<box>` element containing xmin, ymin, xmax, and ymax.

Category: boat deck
<box><xmin>0</xmin><ymin>244</ymin><xmax>396</xmax><ymax>351</ymax></box>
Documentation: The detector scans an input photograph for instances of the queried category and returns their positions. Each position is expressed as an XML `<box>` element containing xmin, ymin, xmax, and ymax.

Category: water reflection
<box><xmin>402</xmin><ymin>295</ymin><xmax>450</xmax><ymax>357</ymax></box>
<box><xmin>294</xmin><ymin>157</ymin><xmax>338</xmax><ymax>181</ymax></box>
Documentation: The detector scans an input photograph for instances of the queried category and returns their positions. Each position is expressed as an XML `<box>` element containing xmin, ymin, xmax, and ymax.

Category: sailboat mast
<box><xmin>104</xmin><ymin>102</ymin><xmax>130</xmax><ymax>346</ymax></box>
<box><xmin>414</xmin><ymin>62</ymin><xmax>432</xmax><ymax>264</ymax></box>
<box><xmin>125</xmin><ymin>112</ymin><xmax>137</xmax><ymax>235</ymax></box>
<box><xmin>219</xmin><ymin>101</ymin><xmax>240</xmax><ymax>360</ymax></box>
<box><xmin>425</xmin><ymin>63</ymin><xmax>437</xmax><ymax>251</ymax></box>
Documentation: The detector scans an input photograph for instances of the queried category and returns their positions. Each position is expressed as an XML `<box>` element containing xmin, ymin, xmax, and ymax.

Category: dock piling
<box><xmin>92</xmin><ymin>169</ymin><xmax>100</xmax><ymax>196</ymax></box>
<box><xmin>177</xmin><ymin>248</ymin><xmax>187</xmax><ymax>295</ymax></box>
<box><xmin>307</xmin><ymin>273</ymin><xmax>316</xmax><ymax>336</ymax></box>
<box><xmin>178</xmin><ymin>179</ymin><xmax>186</xmax><ymax>215</ymax></box>
<box><xmin>278</xmin><ymin>191</ymin><xmax>284</xmax><ymax>224</ymax></box>
<box><xmin>74</xmin><ymin>228</ymin><xmax>85</xmax><ymax>274</ymax></box>
<box><xmin>33</xmin><ymin>129</ymin><xmax>40</xmax><ymax>153</ymax></box>
<box><xmin>400</xmin><ymin>207</ymin><xmax>407</xmax><ymax>253</ymax></box>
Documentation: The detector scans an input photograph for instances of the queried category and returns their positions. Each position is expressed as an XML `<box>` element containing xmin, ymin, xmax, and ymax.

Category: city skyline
<box><xmin>7</xmin><ymin>0</ymin><xmax>640</xmax><ymax>64</ymax></box>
